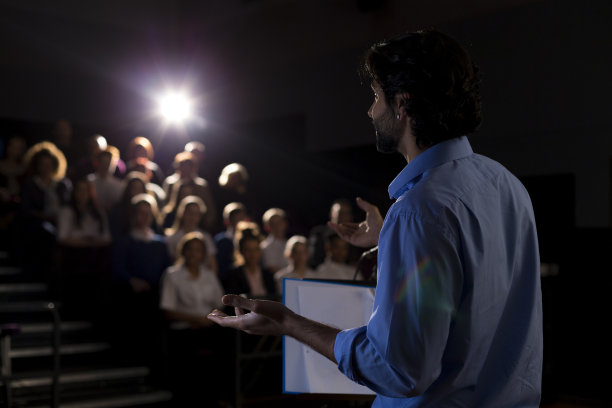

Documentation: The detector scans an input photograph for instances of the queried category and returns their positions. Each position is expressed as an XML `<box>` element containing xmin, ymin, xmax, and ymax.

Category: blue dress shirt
<box><xmin>334</xmin><ymin>137</ymin><xmax>542</xmax><ymax>407</ymax></box>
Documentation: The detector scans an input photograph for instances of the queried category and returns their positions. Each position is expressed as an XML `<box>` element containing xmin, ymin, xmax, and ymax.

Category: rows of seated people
<box><xmin>0</xmin><ymin>122</ymin><xmax>370</xmax><ymax>405</ymax></box>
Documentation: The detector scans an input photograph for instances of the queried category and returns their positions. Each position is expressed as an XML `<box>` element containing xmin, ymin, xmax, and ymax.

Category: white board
<box><xmin>282</xmin><ymin>278</ymin><xmax>376</xmax><ymax>395</ymax></box>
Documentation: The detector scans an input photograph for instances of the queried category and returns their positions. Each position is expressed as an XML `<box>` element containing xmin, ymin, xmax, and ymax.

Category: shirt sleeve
<box><xmin>334</xmin><ymin>209</ymin><xmax>463</xmax><ymax>398</ymax></box>
<box><xmin>159</xmin><ymin>269</ymin><xmax>178</xmax><ymax>311</ymax></box>
<box><xmin>56</xmin><ymin>207</ymin><xmax>73</xmax><ymax>240</ymax></box>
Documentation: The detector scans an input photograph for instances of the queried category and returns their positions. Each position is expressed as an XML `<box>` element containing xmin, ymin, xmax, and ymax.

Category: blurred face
<box><xmin>6</xmin><ymin>137</ymin><xmax>26</xmax><ymax>159</ymax></box>
<box><xmin>183</xmin><ymin>239</ymin><xmax>206</xmax><ymax>268</ymax></box>
<box><xmin>290</xmin><ymin>242</ymin><xmax>308</xmax><ymax>268</ymax></box>
<box><xmin>182</xmin><ymin>203</ymin><xmax>201</xmax><ymax>229</ymax></box>
<box><xmin>241</xmin><ymin>238</ymin><xmax>261</xmax><ymax>267</ymax></box>
<box><xmin>178</xmin><ymin>160</ymin><xmax>195</xmax><ymax>178</ymax></box>
<box><xmin>133</xmin><ymin>145</ymin><xmax>148</xmax><ymax>159</ymax></box>
<box><xmin>96</xmin><ymin>154</ymin><xmax>112</xmax><ymax>175</ymax></box>
<box><xmin>330</xmin><ymin>203</ymin><xmax>353</xmax><ymax>224</ymax></box>
<box><xmin>127</xmin><ymin>180</ymin><xmax>146</xmax><ymax>198</ymax></box>
<box><xmin>37</xmin><ymin>155</ymin><xmax>56</xmax><ymax>179</ymax></box>
<box><xmin>73</xmin><ymin>181</ymin><xmax>90</xmax><ymax>206</ymax></box>
<box><xmin>132</xmin><ymin>202</ymin><xmax>153</xmax><ymax>230</ymax></box>
<box><xmin>328</xmin><ymin>237</ymin><xmax>349</xmax><ymax>263</ymax></box>
<box><xmin>268</xmin><ymin>214</ymin><xmax>287</xmax><ymax>236</ymax></box>
<box><xmin>229</xmin><ymin>210</ymin><xmax>247</xmax><ymax>229</ymax></box>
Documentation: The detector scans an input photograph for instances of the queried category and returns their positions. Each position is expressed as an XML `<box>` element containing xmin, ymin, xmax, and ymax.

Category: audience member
<box><xmin>111</xmin><ymin>193</ymin><xmax>169</xmax><ymax>293</ymax></box>
<box><xmin>162</xmin><ymin>151</ymin><xmax>217</xmax><ymax>229</ymax></box>
<box><xmin>315</xmin><ymin>232</ymin><xmax>361</xmax><ymax>281</ymax></box>
<box><xmin>51</xmin><ymin>119</ymin><xmax>78</xmax><ymax>171</ymax></box>
<box><xmin>109</xmin><ymin>172</ymin><xmax>148</xmax><ymax>238</ymax></box>
<box><xmin>216</xmin><ymin>162</ymin><xmax>250</xmax><ymax>216</ymax></box>
<box><xmin>184</xmin><ymin>141</ymin><xmax>206</xmax><ymax>178</ymax></box>
<box><xmin>123</xmin><ymin>157</ymin><xmax>166</xmax><ymax>208</ymax></box>
<box><xmin>222</xmin><ymin>222</ymin><xmax>276</xmax><ymax>298</ymax></box>
<box><xmin>160</xmin><ymin>231</ymin><xmax>224</xmax><ymax>329</ymax></box>
<box><xmin>56</xmin><ymin>178</ymin><xmax>111</xmax><ymax>317</ymax></box>
<box><xmin>164</xmin><ymin>196</ymin><xmax>217</xmax><ymax>273</ymax></box>
<box><xmin>159</xmin><ymin>231</ymin><xmax>229</xmax><ymax>406</ymax></box>
<box><xmin>161</xmin><ymin>179</ymin><xmax>197</xmax><ymax>230</ymax></box>
<box><xmin>20</xmin><ymin>141</ymin><xmax>71</xmax><ymax>277</ymax></box>
<box><xmin>260</xmin><ymin>207</ymin><xmax>289</xmax><ymax>273</ymax></box>
<box><xmin>87</xmin><ymin>148</ymin><xmax>123</xmax><ymax>214</ymax></box>
<box><xmin>73</xmin><ymin>134</ymin><xmax>107</xmax><ymax>180</ymax></box>
<box><xmin>308</xmin><ymin>198</ymin><xmax>354</xmax><ymax>268</ymax></box>
<box><xmin>57</xmin><ymin>178</ymin><xmax>111</xmax><ymax>248</ymax></box>
<box><xmin>214</xmin><ymin>202</ymin><xmax>247</xmax><ymax>279</ymax></box>
<box><xmin>0</xmin><ymin>135</ymin><xmax>26</xmax><ymax>202</ymax></box>
<box><xmin>273</xmin><ymin>235</ymin><xmax>316</xmax><ymax>294</ymax></box>
<box><xmin>110</xmin><ymin>193</ymin><xmax>171</xmax><ymax>366</ymax></box>
<box><xmin>125</xmin><ymin>136</ymin><xmax>164</xmax><ymax>186</ymax></box>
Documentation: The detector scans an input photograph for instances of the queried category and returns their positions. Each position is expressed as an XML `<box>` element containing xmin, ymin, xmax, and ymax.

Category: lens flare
<box><xmin>157</xmin><ymin>92</ymin><xmax>193</xmax><ymax>124</ymax></box>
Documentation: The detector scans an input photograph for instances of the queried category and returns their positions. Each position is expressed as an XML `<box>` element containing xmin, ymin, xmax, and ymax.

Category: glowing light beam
<box><xmin>157</xmin><ymin>91</ymin><xmax>193</xmax><ymax>124</ymax></box>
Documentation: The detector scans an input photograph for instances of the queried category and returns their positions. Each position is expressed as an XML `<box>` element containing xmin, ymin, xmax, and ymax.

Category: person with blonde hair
<box><xmin>21</xmin><ymin>141</ymin><xmax>70</xmax><ymax>225</ymax></box>
<box><xmin>273</xmin><ymin>235</ymin><xmax>316</xmax><ymax>294</ymax></box>
<box><xmin>260</xmin><ymin>207</ymin><xmax>289</xmax><ymax>273</ymax></box>
<box><xmin>20</xmin><ymin>141</ymin><xmax>71</xmax><ymax>277</ymax></box>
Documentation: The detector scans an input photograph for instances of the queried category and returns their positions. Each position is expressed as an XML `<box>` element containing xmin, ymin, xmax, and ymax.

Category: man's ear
<box><xmin>394</xmin><ymin>92</ymin><xmax>410</xmax><ymax>116</ymax></box>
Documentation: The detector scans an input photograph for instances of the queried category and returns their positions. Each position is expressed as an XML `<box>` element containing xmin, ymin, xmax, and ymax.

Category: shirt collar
<box><xmin>388</xmin><ymin>136</ymin><xmax>474</xmax><ymax>199</ymax></box>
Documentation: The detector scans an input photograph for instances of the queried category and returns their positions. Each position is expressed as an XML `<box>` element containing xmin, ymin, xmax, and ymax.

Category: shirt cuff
<box><xmin>334</xmin><ymin>325</ymin><xmax>367</xmax><ymax>382</ymax></box>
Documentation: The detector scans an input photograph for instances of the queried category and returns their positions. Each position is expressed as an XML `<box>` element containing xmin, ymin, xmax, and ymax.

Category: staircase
<box><xmin>0</xmin><ymin>251</ymin><xmax>173</xmax><ymax>408</ymax></box>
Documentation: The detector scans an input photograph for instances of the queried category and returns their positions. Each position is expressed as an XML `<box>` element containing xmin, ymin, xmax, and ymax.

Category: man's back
<box><xmin>335</xmin><ymin>137</ymin><xmax>543</xmax><ymax>407</ymax></box>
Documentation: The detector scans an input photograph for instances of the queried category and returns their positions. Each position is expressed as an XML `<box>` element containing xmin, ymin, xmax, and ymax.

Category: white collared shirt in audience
<box><xmin>261</xmin><ymin>235</ymin><xmax>288</xmax><ymax>271</ymax></box>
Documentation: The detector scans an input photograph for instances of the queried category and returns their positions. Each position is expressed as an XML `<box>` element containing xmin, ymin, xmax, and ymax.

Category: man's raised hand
<box><xmin>328</xmin><ymin>197</ymin><xmax>383</xmax><ymax>248</ymax></box>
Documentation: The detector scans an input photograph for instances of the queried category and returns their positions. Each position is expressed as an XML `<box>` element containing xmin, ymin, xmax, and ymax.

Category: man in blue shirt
<box><xmin>209</xmin><ymin>30</ymin><xmax>542</xmax><ymax>407</ymax></box>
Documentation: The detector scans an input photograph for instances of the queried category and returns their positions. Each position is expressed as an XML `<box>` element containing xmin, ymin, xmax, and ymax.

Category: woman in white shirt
<box><xmin>160</xmin><ymin>231</ymin><xmax>224</xmax><ymax>329</ymax></box>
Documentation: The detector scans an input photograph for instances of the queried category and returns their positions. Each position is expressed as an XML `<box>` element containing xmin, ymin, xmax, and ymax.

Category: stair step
<box><xmin>28</xmin><ymin>390</ymin><xmax>173</xmax><ymax>408</ymax></box>
<box><xmin>10</xmin><ymin>342</ymin><xmax>110</xmax><ymax>358</ymax></box>
<box><xmin>0</xmin><ymin>301</ymin><xmax>57</xmax><ymax>313</ymax></box>
<box><xmin>0</xmin><ymin>283</ymin><xmax>47</xmax><ymax>293</ymax></box>
<box><xmin>9</xmin><ymin>366</ymin><xmax>150</xmax><ymax>388</ymax></box>
<box><xmin>19</xmin><ymin>321</ymin><xmax>93</xmax><ymax>334</ymax></box>
<box><xmin>0</xmin><ymin>266</ymin><xmax>21</xmax><ymax>275</ymax></box>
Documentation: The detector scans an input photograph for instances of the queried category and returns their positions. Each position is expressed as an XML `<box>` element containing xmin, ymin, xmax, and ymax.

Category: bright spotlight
<box><xmin>157</xmin><ymin>92</ymin><xmax>193</xmax><ymax>124</ymax></box>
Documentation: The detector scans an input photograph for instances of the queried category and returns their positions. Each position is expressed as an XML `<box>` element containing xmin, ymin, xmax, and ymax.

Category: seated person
<box><xmin>161</xmin><ymin>179</ymin><xmax>200</xmax><ymax>230</ymax></box>
<box><xmin>111</xmin><ymin>193</ymin><xmax>170</xmax><ymax>295</ymax></box>
<box><xmin>222</xmin><ymin>223</ymin><xmax>276</xmax><ymax>298</ymax></box>
<box><xmin>260</xmin><ymin>207</ymin><xmax>289</xmax><ymax>273</ymax></box>
<box><xmin>56</xmin><ymin>178</ymin><xmax>111</xmax><ymax>316</ymax></box>
<box><xmin>165</xmin><ymin>196</ymin><xmax>217</xmax><ymax>273</ymax></box>
<box><xmin>274</xmin><ymin>235</ymin><xmax>316</xmax><ymax>294</ymax></box>
<box><xmin>125</xmin><ymin>136</ymin><xmax>164</xmax><ymax>186</ymax></box>
<box><xmin>162</xmin><ymin>151</ymin><xmax>217</xmax><ymax>229</ymax></box>
<box><xmin>160</xmin><ymin>231</ymin><xmax>224</xmax><ymax>329</ymax></box>
<box><xmin>159</xmin><ymin>231</ymin><xmax>229</xmax><ymax>406</ymax></box>
<box><xmin>0</xmin><ymin>135</ymin><xmax>26</xmax><ymax>201</ymax></box>
<box><xmin>214</xmin><ymin>202</ymin><xmax>247</xmax><ymax>279</ymax></box>
<box><xmin>57</xmin><ymin>178</ymin><xmax>111</xmax><ymax>248</ymax></box>
<box><xmin>110</xmin><ymin>193</ymin><xmax>171</xmax><ymax>364</ymax></box>
<box><xmin>308</xmin><ymin>198</ymin><xmax>354</xmax><ymax>268</ymax></box>
<box><xmin>315</xmin><ymin>232</ymin><xmax>361</xmax><ymax>281</ymax></box>
<box><xmin>87</xmin><ymin>147</ymin><xmax>123</xmax><ymax>214</ymax></box>
<box><xmin>20</xmin><ymin>141</ymin><xmax>71</xmax><ymax>277</ymax></box>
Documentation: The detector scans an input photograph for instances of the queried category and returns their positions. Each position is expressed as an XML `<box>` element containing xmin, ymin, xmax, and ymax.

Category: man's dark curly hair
<box><xmin>361</xmin><ymin>30</ymin><xmax>482</xmax><ymax>149</ymax></box>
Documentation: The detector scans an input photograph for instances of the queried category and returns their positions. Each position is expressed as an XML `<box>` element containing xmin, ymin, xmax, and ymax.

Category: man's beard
<box><xmin>373</xmin><ymin>108</ymin><xmax>402</xmax><ymax>154</ymax></box>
